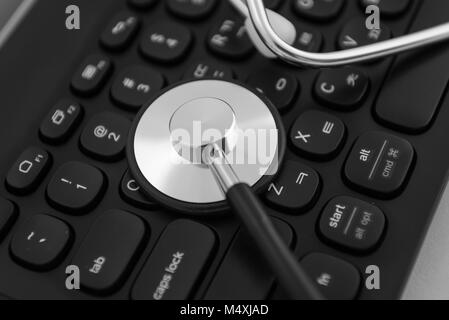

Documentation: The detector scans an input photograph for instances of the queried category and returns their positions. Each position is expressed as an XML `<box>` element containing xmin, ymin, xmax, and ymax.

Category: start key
<box><xmin>319</xmin><ymin>196</ymin><xmax>386</xmax><ymax>252</ymax></box>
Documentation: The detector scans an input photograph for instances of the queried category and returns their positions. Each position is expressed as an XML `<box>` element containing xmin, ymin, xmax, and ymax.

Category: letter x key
<box><xmin>295</xmin><ymin>131</ymin><xmax>311</xmax><ymax>144</ymax></box>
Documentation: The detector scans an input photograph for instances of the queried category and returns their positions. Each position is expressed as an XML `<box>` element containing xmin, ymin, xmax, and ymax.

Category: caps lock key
<box><xmin>132</xmin><ymin>220</ymin><xmax>216</xmax><ymax>300</ymax></box>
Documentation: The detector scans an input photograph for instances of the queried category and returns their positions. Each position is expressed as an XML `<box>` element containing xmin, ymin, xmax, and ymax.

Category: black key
<box><xmin>376</xmin><ymin>57</ymin><xmax>448</xmax><ymax>134</ymax></box>
<box><xmin>128</xmin><ymin>0</ymin><xmax>158</xmax><ymax>10</ymax></box>
<box><xmin>319</xmin><ymin>197</ymin><xmax>386</xmax><ymax>252</ymax></box>
<box><xmin>344</xmin><ymin>132</ymin><xmax>414</xmax><ymax>198</ymax></box>
<box><xmin>10</xmin><ymin>214</ymin><xmax>71</xmax><ymax>270</ymax></box>
<box><xmin>208</xmin><ymin>18</ymin><xmax>253</xmax><ymax>60</ymax></box>
<box><xmin>111</xmin><ymin>66</ymin><xmax>164</xmax><ymax>111</ymax></box>
<box><xmin>315</xmin><ymin>67</ymin><xmax>369</xmax><ymax>110</ymax></box>
<box><xmin>247</xmin><ymin>69</ymin><xmax>298</xmax><ymax>112</ymax></box>
<box><xmin>72</xmin><ymin>210</ymin><xmax>146</xmax><ymax>294</ymax></box>
<box><xmin>120</xmin><ymin>170</ymin><xmax>156</xmax><ymax>209</ymax></box>
<box><xmin>205</xmin><ymin>218</ymin><xmax>293</xmax><ymax>300</ymax></box>
<box><xmin>290</xmin><ymin>110</ymin><xmax>345</xmax><ymax>160</ymax></box>
<box><xmin>140</xmin><ymin>22</ymin><xmax>192</xmax><ymax>63</ymax></box>
<box><xmin>167</xmin><ymin>0</ymin><xmax>217</xmax><ymax>20</ymax></box>
<box><xmin>338</xmin><ymin>18</ymin><xmax>391</xmax><ymax>50</ymax></box>
<box><xmin>0</xmin><ymin>198</ymin><xmax>17</xmax><ymax>241</ymax></box>
<box><xmin>71</xmin><ymin>54</ymin><xmax>112</xmax><ymax>96</ymax></box>
<box><xmin>39</xmin><ymin>100</ymin><xmax>83</xmax><ymax>144</ymax></box>
<box><xmin>292</xmin><ymin>0</ymin><xmax>344</xmax><ymax>21</ymax></box>
<box><xmin>301</xmin><ymin>253</ymin><xmax>360</xmax><ymax>300</ymax></box>
<box><xmin>183</xmin><ymin>60</ymin><xmax>233</xmax><ymax>80</ymax></box>
<box><xmin>132</xmin><ymin>220</ymin><xmax>216</xmax><ymax>300</ymax></box>
<box><xmin>6</xmin><ymin>147</ymin><xmax>51</xmax><ymax>195</ymax></box>
<box><xmin>266</xmin><ymin>161</ymin><xmax>320</xmax><ymax>213</ymax></box>
<box><xmin>80</xmin><ymin>112</ymin><xmax>131</xmax><ymax>161</ymax></box>
<box><xmin>294</xmin><ymin>27</ymin><xmax>323</xmax><ymax>53</ymax></box>
<box><xmin>47</xmin><ymin>162</ymin><xmax>105</xmax><ymax>213</ymax></box>
<box><xmin>100</xmin><ymin>12</ymin><xmax>140</xmax><ymax>51</ymax></box>
<box><xmin>361</xmin><ymin>0</ymin><xmax>410</xmax><ymax>17</ymax></box>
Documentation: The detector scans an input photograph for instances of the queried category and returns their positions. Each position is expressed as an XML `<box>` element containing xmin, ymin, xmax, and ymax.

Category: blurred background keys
<box><xmin>100</xmin><ymin>12</ymin><xmax>140</xmax><ymax>51</ymax></box>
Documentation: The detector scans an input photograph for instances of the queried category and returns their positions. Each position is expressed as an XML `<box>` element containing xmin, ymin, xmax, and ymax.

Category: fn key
<box><xmin>132</xmin><ymin>220</ymin><xmax>216</xmax><ymax>300</ymax></box>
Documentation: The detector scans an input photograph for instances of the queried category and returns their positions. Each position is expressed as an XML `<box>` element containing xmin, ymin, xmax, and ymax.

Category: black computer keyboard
<box><xmin>1</xmin><ymin>0</ymin><xmax>449</xmax><ymax>300</ymax></box>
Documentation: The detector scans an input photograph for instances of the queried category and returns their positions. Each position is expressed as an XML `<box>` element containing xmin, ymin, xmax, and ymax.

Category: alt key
<box><xmin>344</xmin><ymin>132</ymin><xmax>414</xmax><ymax>197</ymax></box>
<box><xmin>319</xmin><ymin>196</ymin><xmax>386</xmax><ymax>252</ymax></box>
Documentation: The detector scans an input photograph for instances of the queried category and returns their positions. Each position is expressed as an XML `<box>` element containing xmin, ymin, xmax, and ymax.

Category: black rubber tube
<box><xmin>227</xmin><ymin>183</ymin><xmax>324</xmax><ymax>300</ymax></box>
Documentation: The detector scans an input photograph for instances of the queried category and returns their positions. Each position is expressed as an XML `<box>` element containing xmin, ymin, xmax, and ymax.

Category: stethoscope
<box><xmin>127</xmin><ymin>0</ymin><xmax>449</xmax><ymax>300</ymax></box>
<box><xmin>232</xmin><ymin>0</ymin><xmax>449</xmax><ymax>67</ymax></box>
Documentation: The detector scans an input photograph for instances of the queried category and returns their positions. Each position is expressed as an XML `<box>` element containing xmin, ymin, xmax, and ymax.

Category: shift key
<box><xmin>132</xmin><ymin>220</ymin><xmax>216</xmax><ymax>300</ymax></box>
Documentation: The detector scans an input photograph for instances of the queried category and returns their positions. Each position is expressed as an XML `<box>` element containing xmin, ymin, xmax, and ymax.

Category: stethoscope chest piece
<box><xmin>127</xmin><ymin>80</ymin><xmax>285</xmax><ymax>214</ymax></box>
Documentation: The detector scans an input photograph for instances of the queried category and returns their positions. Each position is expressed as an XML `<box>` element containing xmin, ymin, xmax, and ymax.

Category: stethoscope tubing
<box><xmin>235</xmin><ymin>0</ymin><xmax>449</xmax><ymax>67</ymax></box>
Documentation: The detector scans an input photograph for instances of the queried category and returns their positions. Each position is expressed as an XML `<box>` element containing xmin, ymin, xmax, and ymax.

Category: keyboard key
<box><xmin>80</xmin><ymin>112</ymin><xmax>131</xmax><ymax>161</ymax></box>
<box><xmin>319</xmin><ymin>197</ymin><xmax>386</xmax><ymax>252</ymax></box>
<box><xmin>111</xmin><ymin>66</ymin><xmax>164</xmax><ymax>111</ymax></box>
<box><xmin>47</xmin><ymin>162</ymin><xmax>105</xmax><ymax>213</ymax></box>
<box><xmin>128</xmin><ymin>0</ymin><xmax>158</xmax><ymax>10</ymax></box>
<box><xmin>100</xmin><ymin>12</ymin><xmax>140</xmax><ymax>51</ymax></box>
<box><xmin>167</xmin><ymin>0</ymin><xmax>217</xmax><ymax>20</ymax></box>
<box><xmin>10</xmin><ymin>214</ymin><xmax>72</xmax><ymax>270</ymax></box>
<box><xmin>39</xmin><ymin>100</ymin><xmax>83</xmax><ymax>144</ymax></box>
<box><xmin>361</xmin><ymin>0</ymin><xmax>410</xmax><ymax>17</ymax></box>
<box><xmin>338</xmin><ymin>18</ymin><xmax>392</xmax><ymax>50</ymax></box>
<box><xmin>140</xmin><ymin>22</ymin><xmax>192</xmax><ymax>63</ymax></box>
<box><xmin>292</xmin><ymin>0</ymin><xmax>344</xmax><ymax>21</ymax></box>
<box><xmin>247</xmin><ymin>69</ymin><xmax>298</xmax><ymax>112</ymax></box>
<box><xmin>290</xmin><ymin>110</ymin><xmax>345</xmax><ymax>160</ymax></box>
<box><xmin>208</xmin><ymin>18</ymin><xmax>253</xmax><ymax>60</ymax></box>
<box><xmin>294</xmin><ymin>27</ymin><xmax>323</xmax><ymax>53</ymax></box>
<box><xmin>376</xmin><ymin>58</ymin><xmax>447</xmax><ymax>134</ymax></box>
<box><xmin>315</xmin><ymin>67</ymin><xmax>369</xmax><ymax>110</ymax></box>
<box><xmin>120</xmin><ymin>170</ymin><xmax>156</xmax><ymax>209</ymax></box>
<box><xmin>205</xmin><ymin>218</ymin><xmax>293</xmax><ymax>300</ymax></box>
<box><xmin>344</xmin><ymin>132</ymin><xmax>414</xmax><ymax>198</ymax></box>
<box><xmin>301</xmin><ymin>253</ymin><xmax>360</xmax><ymax>300</ymax></box>
<box><xmin>183</xmin><ymin>60</ymin><xmax>233</xmax><ymax>80</ymax></box>
<box><xmin>0</xmin><ymin>198</ymin><xmax>17</xmax><ymax>241</ymax></box>
<box><xmin>266</xmin><ymin>161</ymin><xmax>320</xmax><ymax>213</ymax></box>
<box><xmin>6</xmin><ymin>147</ymin><xmax>51</xmax><ymax>195</ymax></box>
<box><xmin>132</xmin><ymin>220</ymin><xmax>216</xmax><ymax>300</ymax></box>
<box><xmin>72</xmin><ymin>210</ymin><xmax>146</xmax><ymax>294</ymax></box>
<box><xmin>71</xmin><ymin>54</ymin><xmax>112</xmax><ymax>96</ymax></box>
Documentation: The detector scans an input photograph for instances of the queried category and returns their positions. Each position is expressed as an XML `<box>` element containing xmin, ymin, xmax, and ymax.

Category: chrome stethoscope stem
<box><xmin>232</xmin><ymin>0</ymin><xmax>449</xmax><ymax>68</ymax></box>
